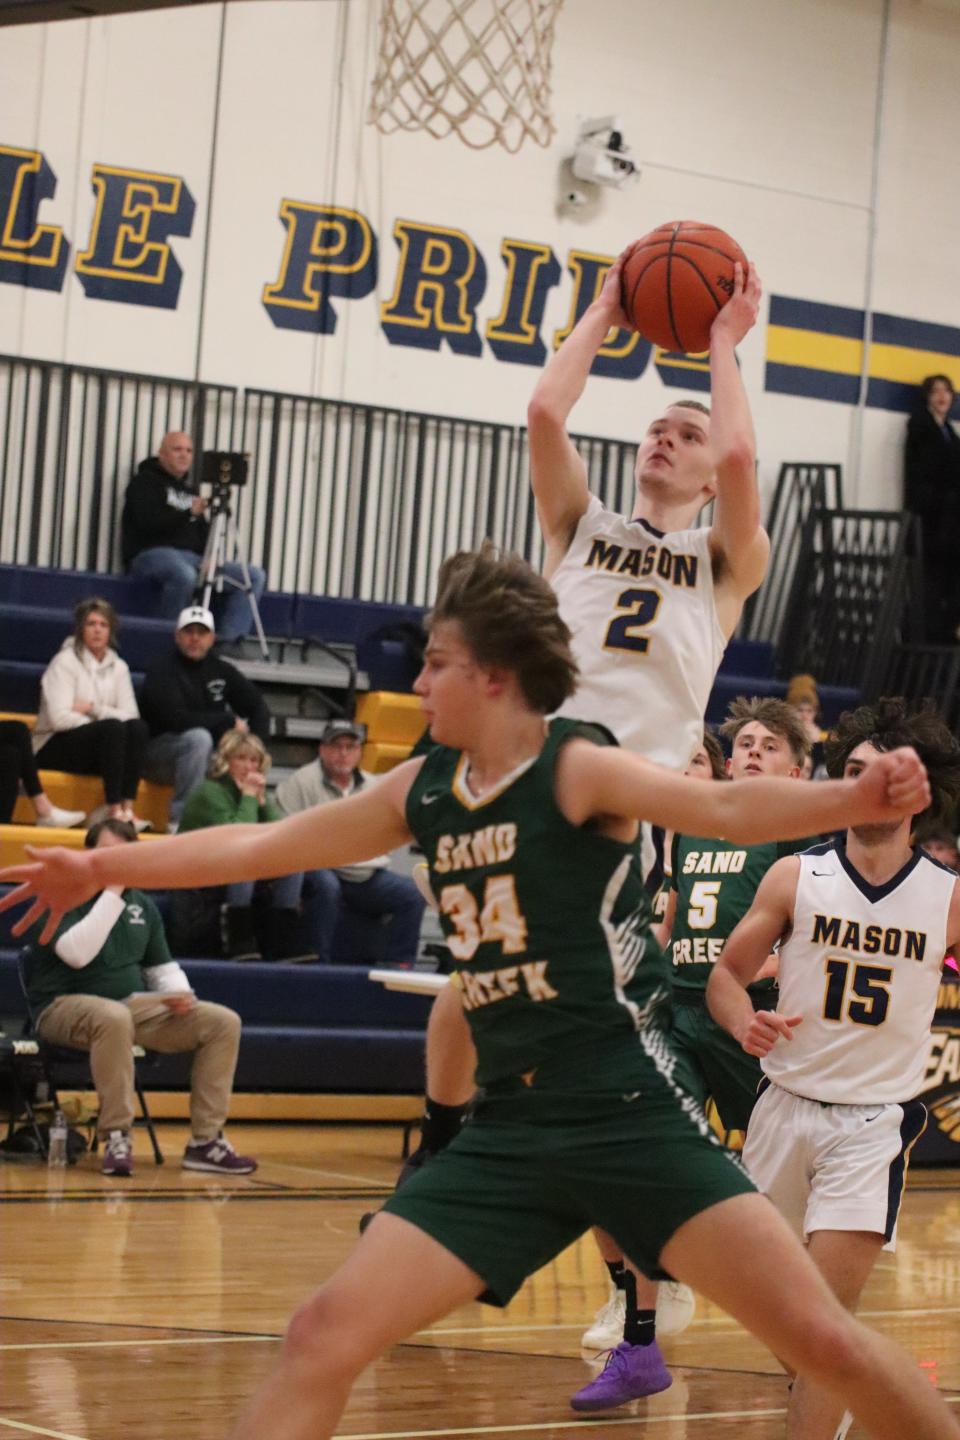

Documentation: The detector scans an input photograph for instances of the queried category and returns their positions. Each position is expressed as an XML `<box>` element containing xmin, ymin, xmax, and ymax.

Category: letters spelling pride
<box><xmin>0</xmin><ymin>145</ymin><xmax>659</xmax><ymax>384</ymax></box>
<box><xmin>8</xmin><ymin>143</ymin><xmax>960</xmax><ymax>403</ymax></box>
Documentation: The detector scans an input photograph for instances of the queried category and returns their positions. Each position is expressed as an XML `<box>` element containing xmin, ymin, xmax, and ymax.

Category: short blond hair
<box><xmin>209</xmin><ymin>728</ymin><xmax>270</xmax><ymax>779</ymax></box>
<box><xmin>720</xmin><ymin>696</ymin><xmax>811</xmax><ymax>765</ymax></box>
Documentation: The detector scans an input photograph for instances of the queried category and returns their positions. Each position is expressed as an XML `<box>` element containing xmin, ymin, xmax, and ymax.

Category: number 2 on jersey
<box><xmin>604</xmin><ymin>588</ymin><xmax>662</xmax><ymax>655</ymax></box>
<box><xmin>441</xmin><ymin>876</ymin><xmax>529</xmax><ymax>962</ymax></box>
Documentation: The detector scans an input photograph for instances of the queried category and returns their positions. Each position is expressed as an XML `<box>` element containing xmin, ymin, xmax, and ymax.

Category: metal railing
<box><xmin>0</xmin><ymin>352</ymin><xmax>640</xmax><ymax>606</ymax></box>
<box><xmin>866</xmin><ymin>644</ymin><xmax>960</xmax><ymax>728</ymax></box>
<box><xmin>742</xmin><ymin>463</ymin><xmax>843</xmax><ymax>644</ymax></box>
<box><xmin>777</xmin><ymin>508</ymin><xmax>916</xmax><ymax>691</ymax></box>
<box><xmin>0</xmin><ymin>354</ymin><xmax>237</xmax><ymax>574</ymax></box>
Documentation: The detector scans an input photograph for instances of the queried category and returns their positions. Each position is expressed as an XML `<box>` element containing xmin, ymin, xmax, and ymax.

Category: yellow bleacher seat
<box><xmin>1</xmin><ymin>713</ymin><xmax>172</xmax><ymax>831</ymax></box>
<box><xmin>361</xmin><ymin>741</ymin><xmax>416</xmax><ymax>774</ymax></box>
<box><xmin>357</xmin><ymin>692</ymin><xmax>426</xmax><ymax>772</ymax></box>
<box><xmin>12</xmin><ymin>774</ymin><xmax>173</xmax><ymax>833</ymax></box>
<box><xmin>0</xmin><ymin>823</ymin><xmax>167</xmax><ymax>869</ymax></box>
<box><xmin>356</xmin><ymin>692</ymin><xmax>426</xmax><ymax>746</ymax></box>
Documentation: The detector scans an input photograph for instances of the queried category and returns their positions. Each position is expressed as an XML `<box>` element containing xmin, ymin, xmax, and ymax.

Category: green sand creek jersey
<box><xmin>670</xmin><ymin>834</ymin><xmax>814</xmax><ymax>995</ymax></box>
<box><xmin>406</xmin><ymin>719</ymin><xmax>672</xmax><ymax>1091</ymax></box>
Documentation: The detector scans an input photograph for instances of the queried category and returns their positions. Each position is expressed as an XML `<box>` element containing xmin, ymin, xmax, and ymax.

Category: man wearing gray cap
<box><xmin>276</xmin><ymin>720</ymin><xmax>425</xmax><ymax>966</ymax></box>
<box><xmin>140</xmin><ymin>606</ymin><xmax>271</xmax><ymax>830</ymax></box>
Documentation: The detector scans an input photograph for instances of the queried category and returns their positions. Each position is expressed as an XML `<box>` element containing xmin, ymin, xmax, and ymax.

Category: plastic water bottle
<box><xmin>48</xmin><ymin>1108</ymin><xmax>68</xmax><ymax>1168</ymax></box>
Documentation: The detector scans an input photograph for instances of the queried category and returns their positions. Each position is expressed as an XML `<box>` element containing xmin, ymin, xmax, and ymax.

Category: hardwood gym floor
<box><xmin>1</xmin><ymin>1123</ymin><xmax>958</xmax><ymax>1439</ymax></box>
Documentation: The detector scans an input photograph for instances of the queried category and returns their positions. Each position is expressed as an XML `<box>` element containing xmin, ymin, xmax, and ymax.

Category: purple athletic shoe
<box><xmin>570</xmin><ymin>1340</ymin><xmax>672</xmax><ymax>1411</ymax></box>
<box><xmin>182</xmin><ymin>1135</ymin><xmax>257</xmax><ymax>1175</ymax></box>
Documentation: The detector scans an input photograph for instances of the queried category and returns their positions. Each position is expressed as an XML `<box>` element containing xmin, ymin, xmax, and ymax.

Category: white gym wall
<box><xmin>1</xmin><ymin>0</ymin><xmax>958</xmax><ymax>517</ymax></box>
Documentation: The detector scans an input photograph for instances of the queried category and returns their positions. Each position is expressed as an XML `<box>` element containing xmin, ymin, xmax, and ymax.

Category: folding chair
<box><xmin>17</xmin><ymin>950</ymin><xmax>164</xmax><ymax>1165</ymax></box>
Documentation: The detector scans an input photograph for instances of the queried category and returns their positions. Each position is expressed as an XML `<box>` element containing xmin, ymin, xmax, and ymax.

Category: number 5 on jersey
<box><xmin>441</xmin><ymin>877</ymin><xmax>528</xmax><ymax>961</ymax></box>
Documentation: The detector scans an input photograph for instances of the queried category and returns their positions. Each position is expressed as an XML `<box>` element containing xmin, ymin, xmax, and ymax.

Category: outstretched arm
<box><xmin>555</xmin><ymin>739</ymin><xmax>929</xmax><ymax>846</ymax></box>
<box><xmin>706</xmin><ymin>263</ymin><xmax>769</xmax><ymax>629</ymax></box>
<box><xmin>706</xmin><ymin>859</ymin><xmax>801</xmax><ymax>1056</ymax></box>
<box><xmin>527</xmin><ymin>249</ymin><xmax>633</xmax><ymax>576</ymax></box>
<box><xmin>0</xmin><ymin>759</ymin><xmax>421</xmax><ymax>943</ymax></box>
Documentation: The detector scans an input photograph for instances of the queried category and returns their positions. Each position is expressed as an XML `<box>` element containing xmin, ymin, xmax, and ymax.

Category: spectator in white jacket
<box><xmin>32</xmin><ymin>598</ymin><xmax>150</xmax><ymax>829</ymax></box>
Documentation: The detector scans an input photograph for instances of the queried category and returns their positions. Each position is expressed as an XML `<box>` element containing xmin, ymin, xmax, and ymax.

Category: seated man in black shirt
<box><xmin>121</xmin><ymin>431</ymin><xmax>265</xmax><ymax>642</ymax></box>
<box><xmin>140</xmin><ymin>606</ymin><xmax>271</xmax><ymax>831</ymax></box>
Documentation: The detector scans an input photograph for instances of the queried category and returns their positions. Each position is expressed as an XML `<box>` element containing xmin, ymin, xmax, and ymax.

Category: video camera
<box><xmin>200</xmin><ymin>451</ymin><xmax>249</xmax><ymax>490</ymax></box>
<box><xmin>200</xmin><ymin>451</ymin><xmax>249</xmax><ymax>514</ymax></box>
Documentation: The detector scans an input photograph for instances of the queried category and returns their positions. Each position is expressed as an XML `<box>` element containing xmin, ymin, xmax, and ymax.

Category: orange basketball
<box><xmin>621</xmin><ymin>221</ymin><xmax>748</xmax><ymax>354</ymax></box>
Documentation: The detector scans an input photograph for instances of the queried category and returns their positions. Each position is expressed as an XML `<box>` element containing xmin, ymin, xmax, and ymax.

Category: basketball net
<box><xmin>368</xmin><ymin>0</ymin><xmax>563</xmax><ymax>153</ymax></box>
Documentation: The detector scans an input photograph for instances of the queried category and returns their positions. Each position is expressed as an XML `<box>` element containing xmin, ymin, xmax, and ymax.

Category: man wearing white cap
<box><xmin>140</xmin><ymin>607</ymin><xmax>271</xmax><ymax>830</ymax></box>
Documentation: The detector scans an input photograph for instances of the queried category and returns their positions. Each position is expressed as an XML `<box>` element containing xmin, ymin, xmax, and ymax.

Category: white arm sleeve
<box><xmin>142</xmin><ymin>961</ymin><xmax>193</xmax><ymax>993</ymax></box>
<box><xmin>54</xmin><ymin>890</ymin><xmax>127</xmax><ymax>969</ymax></box>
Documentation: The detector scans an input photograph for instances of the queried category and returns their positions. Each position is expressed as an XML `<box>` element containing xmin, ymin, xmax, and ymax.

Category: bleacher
<box><xmin>0</xmin><ymin>561</ymin><xmax>439</xmax><ymax>1112</ymax></box>
<box><xmin>0</xmin><ymin>558</ymin><xmax>860</xmax><ymax>1118</ymax></box>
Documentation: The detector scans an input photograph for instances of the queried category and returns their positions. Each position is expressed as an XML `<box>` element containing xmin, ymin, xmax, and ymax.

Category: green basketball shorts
<box><xmin>383</xmin><ymin>1028</ymin><xmax>755</xmax><ymax>1306</ymax></box>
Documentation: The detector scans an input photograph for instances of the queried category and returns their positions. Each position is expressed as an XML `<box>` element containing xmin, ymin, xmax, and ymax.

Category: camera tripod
<box><xmin>196</xmin><ymin>485</ymin><xmax>269</xmax><ymax>660</ymax></box>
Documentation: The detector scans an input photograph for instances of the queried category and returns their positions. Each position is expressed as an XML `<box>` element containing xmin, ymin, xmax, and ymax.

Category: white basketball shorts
<box><xmin>742</xmin><ymin>1082</ymin><xmax>927</xmax><ymax>1252</ymax></box>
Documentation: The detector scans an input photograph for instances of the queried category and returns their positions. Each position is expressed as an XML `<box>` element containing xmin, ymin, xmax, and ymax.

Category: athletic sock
<box><xmin>419</xmin><ymin>1098</ymin><xmax>468</xmax><ymax>1153</ymax></box>
<box><xmin>605</xmin><ymin>1259</ymin><xmax>627</xmax><ymax>1291</ymax></box>
<box><xmin>621</xmin><ymin>1271</ymin><xmax>656</xmax><ymax>1347</ymax></box>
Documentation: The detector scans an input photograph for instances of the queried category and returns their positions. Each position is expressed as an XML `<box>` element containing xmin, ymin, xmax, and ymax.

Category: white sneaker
<box><xmin>656</xmin><ymin>1280</ymin><xmax>696</xmax><ymax>1337</ymax></box>
<box><xmin>129</xmin><ymin>816</ymin><xmax>152</xmax><ymax>834</ymax></box>
<box><xmin>581</xmin><ymin>1284</ymin><xmax>626</xmax><ymax>1351</ymax></box>
<box><xmin>36</xmin><ymin>805</ymin><xmax>86</xmax><ymax>829</ymax></box>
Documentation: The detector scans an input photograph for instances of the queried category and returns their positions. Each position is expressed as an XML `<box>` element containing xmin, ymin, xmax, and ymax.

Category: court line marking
<box><xmin>0</xmin><ymin>1335</ymin><xmax>278</xmax><ymax>1353</ymax></box>
<box><xmin>4</xmin><ymin>1303</ymin><xmax>959</xmax><ymax>1351</ymax></box>
<box><xmin>336</xmin><ymin>1408</ymin><xmax>790</xmax><ymax>1437</ymax></box>
<box><xmin>0</xmin><ymin>1420</ymin><xmax>88</xmax><ymax>1440</ymax></box>
<box><xmin>415</xmin><ymin>1303</ymin><xmax>960</xmax><ymax>1338</ymax></box>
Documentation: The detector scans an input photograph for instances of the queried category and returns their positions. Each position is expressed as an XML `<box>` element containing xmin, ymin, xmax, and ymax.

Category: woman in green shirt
<box><xmin>179</xmin><ymin>729</ymin><xmax>311</xmax><ymax>961</ymax></box>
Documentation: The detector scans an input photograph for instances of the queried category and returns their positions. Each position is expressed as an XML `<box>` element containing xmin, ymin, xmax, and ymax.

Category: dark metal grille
<box><xmin>867</xmin><ymin>644</ymin><xmax>960</xmax><ymax>730</ymax></box>
<box><xmin>0</xmin><ymin>351</ymin><xmax>641</xmax><ymax>606</ymax></box>
<box><xmin>777</xmin><ymin>509</ymin><xmax>915</xmax><ymax>690</ymax></box>
<box><xmin>0</xmin><ymin>353</ymin><xmax>236</xmax><ymax>573</ymax></box>
<box><xmin>743</xmin><ymin>462</ymin><xmax>843</xmax><ymax>643</ymax></box>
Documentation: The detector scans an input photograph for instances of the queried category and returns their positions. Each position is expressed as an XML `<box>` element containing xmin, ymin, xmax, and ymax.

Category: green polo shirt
<box><xmin>27</xmin><ymin>889</ymin><xmax>171</xmax><ymax>1014</ymax></box>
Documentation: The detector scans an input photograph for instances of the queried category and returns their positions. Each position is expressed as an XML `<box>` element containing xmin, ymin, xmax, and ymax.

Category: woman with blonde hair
<box><xmin>32</xmin><ymin>598</ymin><xmax>150</xmax><ymax>829</ymax></box>
<box><xmin>177</xmin><ymin>728</ymin><xmax>312</xmax><ymax>962</ymax></box>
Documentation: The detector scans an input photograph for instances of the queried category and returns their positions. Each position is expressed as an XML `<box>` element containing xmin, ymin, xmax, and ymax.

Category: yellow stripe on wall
<box><xmin>766</xmin><ymin>326</ymin><xmax>863</xmax><ymax>375</ymax></box>
<box><xmin>866</xmin><ymin>343</ymin><xmax>960</xmax><ymax>388</ymax></box>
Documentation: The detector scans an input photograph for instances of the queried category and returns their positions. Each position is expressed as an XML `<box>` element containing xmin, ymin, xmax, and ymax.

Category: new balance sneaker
<box><xmin>581</xmin><ymin>1284</ymin><xmax>626</xmax><ymax>1351</ymax></box>
<box><xmin>101</xmin><ymin>1130</ymin><xmax>133</xmax><ymax>1177</ymax></box>
<box><xmin>656</xmin><ymin>1280</ymin><xmax>696</xmax><ymax>1337</ymax></box>
<box><xmin>182</xmin><ymin>1135</ymin><xmax>257</xmax><ymax>1175</ymax></box>
<box><xmin>570</xmin><ymin>1341</ymin><xmax>672</xmax><ymax>1412</ymax></box>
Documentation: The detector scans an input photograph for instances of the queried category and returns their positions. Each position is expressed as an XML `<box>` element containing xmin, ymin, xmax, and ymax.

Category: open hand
<box><xmin>595</xmin><ymin>246</ymin><xmax>637</xmax><ymax>334</ymax></box>
<box><xmin>0</xmin><ymin>847</ymin><xmax>99</xmax><ymax>944</ymax></box>
<box><xmin>710</xmin><ymin>261</ymin><xmax>762</xmax><ymax>347</ymax></box>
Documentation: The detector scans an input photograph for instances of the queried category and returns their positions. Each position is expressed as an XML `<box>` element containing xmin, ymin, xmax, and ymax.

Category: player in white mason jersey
<box><xmin>707</xmin><ymin>698</ymin><xmax>960</xmax><ymax>1440</ymax></box>
<box><xmin>534</xmin><ymin>252</ymin><xmax>766</xmax><ymax>773</ymax></box>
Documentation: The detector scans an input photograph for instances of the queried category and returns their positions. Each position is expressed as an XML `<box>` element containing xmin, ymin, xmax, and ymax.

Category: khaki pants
<box><xmin>37</xmin><ymin>995</ymin><xmax>242</xmax><ymax>1141</ymax></box>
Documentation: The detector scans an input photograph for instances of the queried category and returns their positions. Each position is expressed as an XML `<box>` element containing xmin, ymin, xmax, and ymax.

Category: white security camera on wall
<box><xmin>571</xmin><ymin>115</ymin><xmax>638</xmax><ymax>189</ymax></box>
